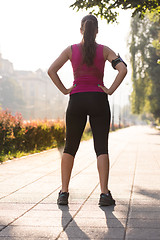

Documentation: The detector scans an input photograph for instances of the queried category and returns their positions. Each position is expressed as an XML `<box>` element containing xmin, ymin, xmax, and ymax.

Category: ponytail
<box><xmin>81</xmin><ymin>15</ymin><xmax>98</xmax><ymax>66</ymax></box>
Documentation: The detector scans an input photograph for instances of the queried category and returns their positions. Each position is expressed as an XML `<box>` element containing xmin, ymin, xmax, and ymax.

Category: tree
<box><xmin>129</xmin><ymin>10</ymin><xmax>160</xmax><ymax>122</ymax></box>
<box><xmin>70</xmin><ymin>0</ymin><xmax>160</xmax><ymax>23</ymax></box>
<box><xmin>146</xmin><ymin>9</ymin><xmax>160</xmax><ymax>64</ymax></box>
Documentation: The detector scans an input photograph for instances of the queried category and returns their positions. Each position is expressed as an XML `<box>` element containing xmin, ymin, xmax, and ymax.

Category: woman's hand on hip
<box><xmin>63</xmin><ymin>84</ymin><xmax>76</xmax><ymax>95</ymax></box>
<box><xmin>98</xmin><ymin>85</ymin><xmax>112</xmax><ymax>95</ymax></box>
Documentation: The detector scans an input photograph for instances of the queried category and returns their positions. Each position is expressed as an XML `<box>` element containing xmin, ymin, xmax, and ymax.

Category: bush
<box><xmin>0</xmin><ymin>109</ymin><xmax>65</xmax><ymax>157</ymax></box>
<box><xmin>0</xmin><ymin>109</ymin><xmax>23</xmax><ymax>154</ymax></box>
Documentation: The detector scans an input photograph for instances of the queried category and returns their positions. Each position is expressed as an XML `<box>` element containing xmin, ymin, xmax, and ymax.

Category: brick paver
<box><xmin>0</xmin><ymin>126</ymin><xmax>160</xmax><ymax>239</ymax></box>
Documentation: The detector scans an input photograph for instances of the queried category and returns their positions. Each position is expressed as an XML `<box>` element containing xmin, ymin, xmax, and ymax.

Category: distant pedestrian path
<box><xmin>0</xmin><ymin>126</ymin><xmax>160</xmax><ymax>239</ymax></box>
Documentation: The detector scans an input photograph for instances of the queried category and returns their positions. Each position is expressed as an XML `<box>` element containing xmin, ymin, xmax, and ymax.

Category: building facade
<box><xmin>0</xmin><ymin>54</ymin><xmax>67</xmax><ymax>120</ymax></box>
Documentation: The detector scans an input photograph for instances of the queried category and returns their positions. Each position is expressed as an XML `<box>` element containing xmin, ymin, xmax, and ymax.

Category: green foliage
<box><xmin>129</xmin><ymin>10</ymin><xmax>160</xmax><ymax>122</ymax></box>
<box><xmin>0</xmin><ymin>109</ymin><xmax>23</xmax><ymax>154</ymax></box>
<box><xmin>0</xmin><ymin>109</ymin><xmax>65</xmax><ymax>162</ymax></box>
<box><xmin>146</xmin><ymin>6</ymin><xmax>160</xmax><ymax>22</ymax></box>
<box><xmin>152</xmin><ymin>39</ymin><xmax>160</xmax><ymax>50</ymax></box>
<box><xmin>70</xmin><ymin>0</ymin><xmax>160</xmax><ymax>23</ymax></box>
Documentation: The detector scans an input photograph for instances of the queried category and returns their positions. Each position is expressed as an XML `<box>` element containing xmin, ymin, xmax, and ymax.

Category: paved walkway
<box><xmin>0</xmin><ymin>126</ymin><xmax>160</xmax><ymax>240</ymax></box>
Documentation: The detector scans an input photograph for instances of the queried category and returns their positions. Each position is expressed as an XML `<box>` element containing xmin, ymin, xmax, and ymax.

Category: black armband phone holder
<box><xmin>111</xmin><ymin>54</ymin><xmax>127</xmax><ymax>70</ymax></box>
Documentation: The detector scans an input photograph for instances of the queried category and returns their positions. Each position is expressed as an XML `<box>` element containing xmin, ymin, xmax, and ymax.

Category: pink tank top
<box><xmin>70</xmin><ymin>43</ymin><xmax>105</xmax><ymax>95</ymax></box>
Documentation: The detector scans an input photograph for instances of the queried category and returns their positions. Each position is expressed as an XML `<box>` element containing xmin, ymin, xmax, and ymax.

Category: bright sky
<box><xmin>0</xmin><ymin>0</ymin><xmax>132</xmax><ymax>106</ymax></box>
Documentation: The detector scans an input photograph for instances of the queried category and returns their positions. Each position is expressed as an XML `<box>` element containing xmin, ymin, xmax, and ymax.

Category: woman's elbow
<box><xmin>124</xmin><ymin>67</ymin><xmax>127</xmax><ymax>77</ymax></box>
<box><xmin>48</xmin><ymin>64</ymin><xmax>58</xmax><ymax>77</ymax></box>
<box><xmin>47</xmin><ymin>67</ymin><xmax>52</xmax><ymax>77</ymax></box>
<box><xmin>47</xmin><ymin>67</ymin><xmax>55</xmax><ymax>78</ymax></box>
<box><xmin>47</xmin><ymin>69</ymin><xmax>50</xmax><ymax>76</ymax></box>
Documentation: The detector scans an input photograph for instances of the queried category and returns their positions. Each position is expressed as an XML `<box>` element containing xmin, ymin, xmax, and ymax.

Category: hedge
<box><xmin>0</xmin><ymin>109</ymin><xmax>65</xmax><ymax>155</ymax></box>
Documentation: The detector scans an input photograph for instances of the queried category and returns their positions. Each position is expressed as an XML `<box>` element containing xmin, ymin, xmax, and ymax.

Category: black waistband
<box><xmin>70</xmin><ymin>91</ymin><xmax>108</xmax><ymax>100</ymax></box>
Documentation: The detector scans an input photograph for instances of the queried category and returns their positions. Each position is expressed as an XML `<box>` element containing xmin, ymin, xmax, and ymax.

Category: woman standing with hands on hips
<box><xmin>48</xmin><ymin>14</ymin><xmax>127</xmax><ymax>206</ymax></box>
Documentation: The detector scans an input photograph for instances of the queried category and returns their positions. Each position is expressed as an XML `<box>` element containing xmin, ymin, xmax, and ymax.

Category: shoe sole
<box><xmin>57</xmin><ymin>200</ymin><xmax>68</xmax><ymax>205</ymax></box>
<box><xmin>99</xmin><ymin>200</ymin><xmax>115</xmax><ymax>206</ymax></box>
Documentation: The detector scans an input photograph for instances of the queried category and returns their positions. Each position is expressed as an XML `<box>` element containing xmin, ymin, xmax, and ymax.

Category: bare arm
<box><xmin>98</xmin><ymin>46</ymin><xmax>127</xmax><ymax>95</ymax></box>
<box><xmin>48</xmin><ymin>46</ymin><xmax>76</xmax><ymax>95</ymax></box>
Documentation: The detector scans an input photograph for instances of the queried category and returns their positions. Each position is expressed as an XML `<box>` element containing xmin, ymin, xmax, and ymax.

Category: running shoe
<box><xmin>99</xmin><ymin>190</ymin><xmax>115</xmax><ymax>206</ymax></box>
<box><xmin>57</xmin><ymin>191</ymin><xmax>69</xmax><ymax>205</ymax></box>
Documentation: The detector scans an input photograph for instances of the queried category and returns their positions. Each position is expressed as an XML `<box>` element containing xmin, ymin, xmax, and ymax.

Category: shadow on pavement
<box><xmin>0</xmin><ymin>222</ymin><xmax>13</xmax><ymax>239</ymax></box>
<box><xmin>99</xmin><ymin>205</ymin><xmax>125</xmax><ymax>238</ymax></box>
<box><xmin>58</xmin><ymin>205</ymin><xmax>90</xmax><ymax>239</ymax></box>
<box><xmin>135</xmin><ymin>187</ymin><xmax>160</xmax><ymax>201</ymax></box>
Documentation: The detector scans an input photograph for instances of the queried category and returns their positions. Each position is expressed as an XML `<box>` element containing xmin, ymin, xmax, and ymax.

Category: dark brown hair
<box><xmin>81</xmin><ymin>15</ymin><xmax>98</xmax><ymax>66</ymax></box>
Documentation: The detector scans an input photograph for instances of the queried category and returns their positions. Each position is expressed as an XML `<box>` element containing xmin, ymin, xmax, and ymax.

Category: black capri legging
<box><xmin>64</xmin><ymin>92</ymin><xmax>111</xmax><ymax>157</ymax></box>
